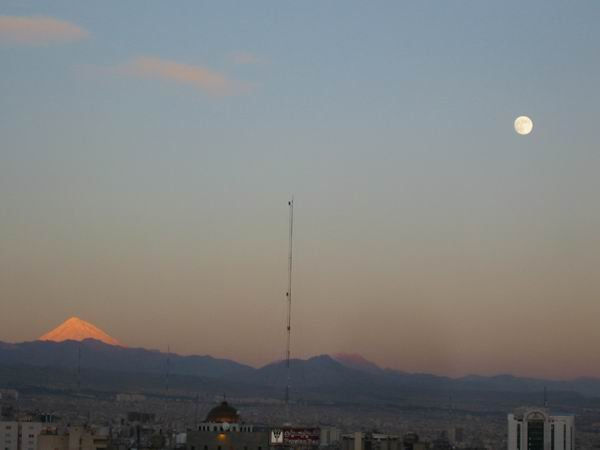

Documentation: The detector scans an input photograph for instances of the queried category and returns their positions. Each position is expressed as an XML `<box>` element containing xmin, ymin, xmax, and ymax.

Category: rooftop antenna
<box><xmin>194</xmin><ymin>394</ymin><xmax>200</xmax><ymax>430</ymax></box>
<box><xmin>164</xmin><ymin>345</ymin><xmax>171</xmax><ymax>429</ymax></box>
<box><xmin>77</xmin><ymin>342</ymin><xmax>81</xmax><ymax>392</ymax></box>
<box><xmin>166</xmin><ymin>345</ymin><xmax>170</xmax><ymax>394</ymax></box>
<box><xmin>544</xmin><ymin>386</ymin><xmax>548</xmax><ymax>408</ymax></box>
<box><xmin>284</xmin><ymin>198</ymin><xmax>294</xmax><ymax>415</ymax></box>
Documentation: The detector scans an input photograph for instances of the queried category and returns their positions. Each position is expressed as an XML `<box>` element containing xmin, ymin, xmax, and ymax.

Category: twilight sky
<box><xmin>1</xmin><ymin>1</ymin><xmax>600</xmax><ymax>379</ymax></box>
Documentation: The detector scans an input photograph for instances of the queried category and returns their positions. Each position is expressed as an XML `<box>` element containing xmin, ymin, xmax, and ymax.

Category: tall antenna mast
<box><xmin>285</xmin><ymin>198</ymin><xmax>294</xmax><ymax>410</ymax></box>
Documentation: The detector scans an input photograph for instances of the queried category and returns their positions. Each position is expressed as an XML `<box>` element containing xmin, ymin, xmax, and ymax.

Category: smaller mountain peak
<box><xmin>39</xmin><ymin>317</ymin><xmax>121</xmax><ymax>346</ymax></box>
<box><xmin>331</xmin><ymin>353</ymin><xmax>381</xmax><ymax>373</ymax></box>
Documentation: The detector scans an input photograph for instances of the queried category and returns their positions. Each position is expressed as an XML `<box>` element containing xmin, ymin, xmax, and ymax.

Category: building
<box><xmin>127</xmin><ymin>412</ymin><xmax>155</xmax><ymax>424</ymax></box>
<box><xmin>1</xmin><ymin>405</ymin><xmax>16</xmax><ymax>420</ymax></box>
<box><xmin>430</xmin><ymin>438</ymin><xmax>451</xmax><ymax>450</ymax></box>
<box><xmin>0</xmin><ymin>422</ymin><xmax>18</xmax><ymax>450</ymax></box>
<box><xmin>0</xmin><ymin>421</ymin><xmax>43</xmax><ymax>450</ymax></box>
<box><xmin>507</xmin><ymin>408</ymin><xmax>574</xmax><ymax>450</ymax></box>
<box><xmin>443</xmin><ymin>427</ymin><xmax>463</xmax><ymax>446</ymax></box>
<box><xmin>37</xmin><ymin>426</ymin><xmax>108</xmax><ymax>450</ymax></box>
<box><xmin>19</xmin><ymin>422</ymin><xmax>43</xmax><ymax>450</ymax></box>
<box><xmin>0</xmin><ymin>390</ymin><xmax>19</xmax><ymax>402</ymax></box>
<box><xmin>186</xmin><ymin>401</ymin><xmax>270</xmax><ymax>450</ymax></box>
<box><xmin>341</xmin><ymin>432</ymin><xmax>400</xmax><ymax>450</ymax></box>
<box><xmin>319</xmin><ymin>427</ymin><xmax>341</xmax><ymax>447</ymax></box>
<box><xmin>401</xmin><ymin>433</ymin><xmax>429</xmax><ymax>450</ymax></box>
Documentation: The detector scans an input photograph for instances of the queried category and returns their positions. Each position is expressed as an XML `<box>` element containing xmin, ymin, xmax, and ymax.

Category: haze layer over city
<box><xmin>2</xmin><ymin>1</ymin><xmax>600</xmax><ymax>383</ymax></box>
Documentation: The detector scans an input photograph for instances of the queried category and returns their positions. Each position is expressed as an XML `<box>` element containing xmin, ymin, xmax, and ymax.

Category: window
<box><xmin>516</xmin><ymin>423</ymin><xmax>521</xmax><ymax>450</ymax></box>
<box><xmin>527</xmin><ymin>420</ymin><xmax>544</xmax><ymax>450</ymax></box>
<box><xmin>551</xmin><ymin>424</ymin><xmax>554</xmax><ymax>450</ymax></box>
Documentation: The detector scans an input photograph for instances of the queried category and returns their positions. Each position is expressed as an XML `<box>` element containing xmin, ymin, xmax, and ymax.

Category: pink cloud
<box><xmin>120</xmin><ymin>57</ymin><xmax>248</xmax><ymax>96</ymax></box>
<box><xmin>0</xmin><ymin>16</ymin><xmax>89</xmax><ymax>45</ymax></box>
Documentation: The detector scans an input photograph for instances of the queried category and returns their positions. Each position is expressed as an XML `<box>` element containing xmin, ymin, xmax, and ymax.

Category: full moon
<box><xmin>514</xmin><ymin>115</ymin><xmax>533</xmax><ymax>135</ymax></box>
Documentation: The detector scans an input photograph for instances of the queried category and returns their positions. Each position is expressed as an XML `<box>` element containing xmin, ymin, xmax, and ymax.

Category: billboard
<box><xmin>271</xmin><ymin>429</ymin><xmax>284</xmax><ymax>444</ymax></box>
<box><xmin>271</xmin><ymin>427</ymin><xmax>320</xmax><ymax>446</ymax></box>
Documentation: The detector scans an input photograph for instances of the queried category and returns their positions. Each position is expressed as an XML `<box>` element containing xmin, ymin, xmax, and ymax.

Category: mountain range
<box><xmin>1</xmin><ymin>317</ymin><xmax>600</xmax><ymax>407</ymax></box>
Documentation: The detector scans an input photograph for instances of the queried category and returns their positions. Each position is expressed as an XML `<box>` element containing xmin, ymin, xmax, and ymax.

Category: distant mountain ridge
<box><xmin>0</xmin><ymin>338</ymin><xmax>253</xmax><ymax>381</ymax></box>
<box><xmin>2</xmin><ymin>339</ymin><xmax>600</xmax><ymax>408</ymax></box>
<box><xmin>2</xmin><ymin>330</ymin><xmax>600</xmax><ymax>403</ymax></box>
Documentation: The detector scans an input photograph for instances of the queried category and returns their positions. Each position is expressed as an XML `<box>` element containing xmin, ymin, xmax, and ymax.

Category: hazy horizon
<box><xmin>2</xmin><ymin>1</ymin><xmax>600</xmax><ymax>380</ymax></box>
<box><xmin>5</xmin><ymin>312</ymin><xmax>598</xmax><ymax>381</ymax></box>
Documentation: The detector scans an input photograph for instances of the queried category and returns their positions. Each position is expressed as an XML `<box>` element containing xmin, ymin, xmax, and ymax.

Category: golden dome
<box><xmin>205</xmin><ymin>401</ymin><xmax>240</xmax><ymax>423</ymax></box>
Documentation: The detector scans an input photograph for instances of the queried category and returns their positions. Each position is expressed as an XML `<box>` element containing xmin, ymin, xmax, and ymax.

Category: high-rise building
<box><xmin>319</xmin><ymin>427</ymin><xmax>341</xmax><ymax>447</ymax></box>
<box><xmin>507</xmin><ymin>408</ymin><xmax>574</xmax><ymax>450</ymax></box>
<box><xmin>445</xmin><ymin>427</ymin><xmax>464</xmax><ymax>445</ymax></box>
<box><xmin>19</xmin><ymin>422</ymin><xmax>43</xmax><ymax>450</ymax></box>
<box><xmin>0</xmin><ymin>422</ymin><xmax>18</xmax><ymax>450</ymax></box>
<box><xmin>0</xmin><ymin>421</ymin><xmax>43</xmax><ymax>450</ymax></box>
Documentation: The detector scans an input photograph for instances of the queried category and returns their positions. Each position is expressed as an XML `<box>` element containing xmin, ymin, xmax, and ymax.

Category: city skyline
<box><xmin>2</xmin><ymin>1</ymin><xmax>600</xmax><ymax>380</ymax></box>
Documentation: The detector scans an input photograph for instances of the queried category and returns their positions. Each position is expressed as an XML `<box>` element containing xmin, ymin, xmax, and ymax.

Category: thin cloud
<box><xmin>119</xmin><ymin>57</ymin><xmax>248</xmax><ymax>96</ymax></box>
<box><xmin>230</xmin><ymin>51</ymin><xmax>262</xmax><ymax>65</ymax></box>
<box><xmin>0</xmin><ymin>15</ymin><xmax>89</xmax><ymax>45</ymax></box>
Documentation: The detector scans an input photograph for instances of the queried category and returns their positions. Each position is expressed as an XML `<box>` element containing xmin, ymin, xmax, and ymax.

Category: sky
<box><xmin>1</xmin><ymin>1</ymin><xmax>600</xmax><ymax>380</ymax></box>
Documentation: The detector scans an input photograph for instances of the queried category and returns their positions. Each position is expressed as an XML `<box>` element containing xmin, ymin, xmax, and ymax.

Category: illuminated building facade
<box><xmin>507</xmin><ymin>408</ymin><xmax>574</xmax><ymax>450</ymax></box>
